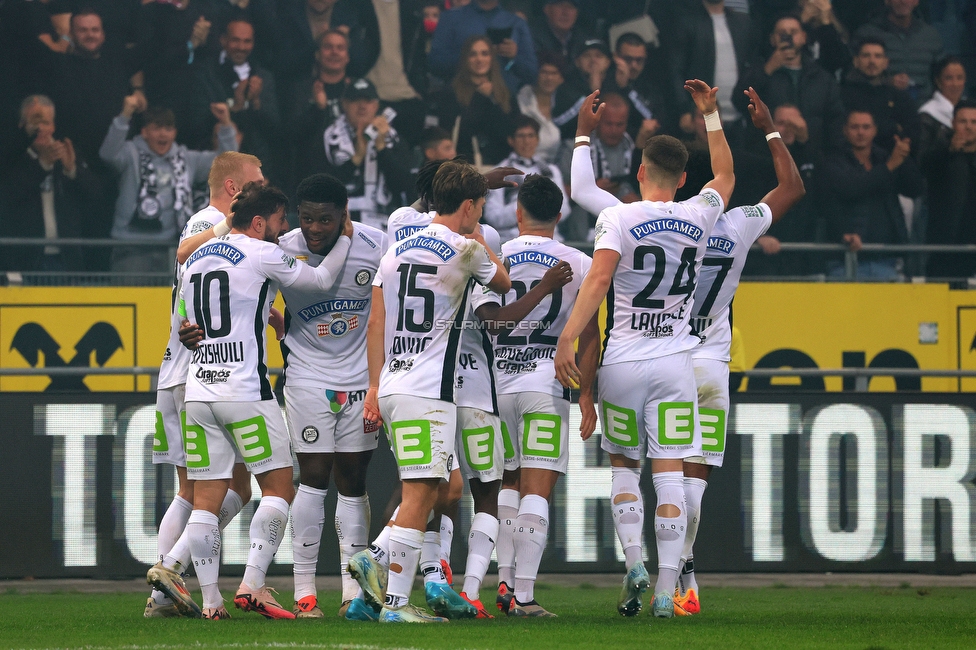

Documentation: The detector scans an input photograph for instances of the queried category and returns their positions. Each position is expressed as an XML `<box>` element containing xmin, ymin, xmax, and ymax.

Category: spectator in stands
<box><xmin>605</xmin><ymin>33</ymin><xmax>670</xmax><ymax>142</ymax></box>
<box><xmin>530</xmin><ymin>0</ymin><xmax>592</xmax><ymax>63</ymax></box>
<box><xmin>823</xmin><ymin>109</ymin><xmax>922</xmax><ymax>279</ymax></box>
<box><xmin>548</xmin><ymin>39</ymin><xmax>613</xmax><ymax>140</ymax></box>
<box><xmin>517</xmin><ymin>52</ymin><xmax>566</xmax><ymax>163</ymax></box>
<box><xmin>209</xmin><ymin>0</ymin><xmax>280</xmax><ymax>71</ymax></box>
<box><xmin>922</xmin><ymin>99</ymin><xmax>976</xmax><ymax>278</ymax></box>
<box><xmin>417</xmin><ymin>126</ymin><xmax>457</xmax><ymax>164</ymax></box>
<box><xmin>671</xmin><ymin>0</ymin><xmax>754</xmax><ymax>137</ymax></box>
<box><xmin>99</xmin><ymin>97</ymin><xmax>239</xmax><ymax>272</ymax></box>
<box><xmin>402</xmin><ymin>0</ymin><xmax>441</xmax><ymax>98</ymax></box>
<box><xmin>0</xmin><ymin>95</ymin><xmax>99</xmax><ymax>272</ymax></box>
<box><xmin>854</xmin><ymin>0</ymin><xmax>944</xmax><ymax>104</ymax></box>
<box><xmin>918</xmin><ymin>56</ymin><xmax>967</xmax><ymax>161</ymax></box>
<box><xmin>428</xmin><ymin>35</ymin><xmax>518</xmax><ymax>165</ymax></box>
<box><xmin>197</xmin><ymin>19</ymin><xmax>281</xmax><ymax>183</ymax></box>
<box><xmin>798</xmin><ymin>0</ymin><xmax>851</xmax><ymax>77</ymax></box>
<box><xmin>276</xmin><ymin>0</ymin><xmax>379</xmax><ymax>85</ymax></box>
<box><xmin>428</xmin><ymin>0</ymin><xmax>538</xmax><ymax>94</ymax></box>
<box><xmin>484</xmin><ymin>115</ymin><xmax>570</xmax><ymax>243</ymax></box>
<box><xmin>840</xmin><ymin>38</ymin><xmax>921</xmax><ymax>153</ymax></box>
<box><xmin>321</xmin><ymin>78</ymin><xmax>413</xmax><ymax>231</ymax></box>
<box><xmin>735</xmin><ymin>13</ymin><xmax>846</xmax><ymax>159</ymax></box>
<box><xmin>50</xmin><ymin>10</ymin><xmax>143</xmax><ymax>250</ymax></box>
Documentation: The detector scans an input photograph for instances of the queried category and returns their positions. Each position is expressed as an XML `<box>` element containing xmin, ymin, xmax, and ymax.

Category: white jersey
<box><xmin>374</xmin><ymin>222</ymin><xmax>498</xmax><ymax>402</ymax></box>
<box><xmin>277</xmin><ymin>223</ymin><xmax>387</xmax><ymax>389</ymax></box>
<box><xmin>691</xmin><ymin>203</ymin><xmax>771</xmax><ymax>362</ymax></box>
<box><xmin>387</xmin><ymin>206</ymin><xmax>501</xmax><ymax>253</ymax></box>
<box><xmin>484</xmin><ymin>153</ymin><xmax>570</xmax><ymax>243</ymax></box>
<box><xmin>595</xmin><ymin>188</ymin><xmax>725</xmax><ymax>365</ymax></box>
<box><xmin>182</xmin><ymin>232</ymin><xmax>351</xmax><ymax>402</ymax></box>
<box><xmin>158</xmin><ymin>206</ymin><xmax>226</xmax><ymax>389</ymax></box>
<box><xmin>472</xmin><ymin>235</ymin><xmax>591</xmax><ymax>398</ymax></box>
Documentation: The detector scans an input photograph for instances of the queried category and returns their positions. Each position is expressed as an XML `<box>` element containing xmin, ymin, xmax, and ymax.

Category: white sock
<box><xmin>680</xmin><ymin>477</ymin><xmax>708</xmax><ymax>594</ymax></box>
<box><xmin>610</xmin><ymin>466</ymin><xmax>644</xmax><ymax>569</ymax></box>
<box><xmin>386</xmin><ymin>526</ymin><xmax>424</xmax><ymax>608</ymax></box>
<box><xmin>291</xmin><ymin>484</ymin><xmax>327</xmax><ymax>601</ymax></box>
<box><xmin>241</xmin><ymin>496</ymin><xmax>289</xmax><ymax>591</ymax></box>
<box><xmin>513</xmin><ymin>494</ymin><xmax>549</xmax><ymax>604</ymax></box>
<box><xmin>462</xmin><ymin>512</ymin><xmax>499</xmax><ymax>601</ymax></box>
<box><xmin>496</xmin><ymin>488</ymin><xmax>520</xmax><ymax>588</ymax></box>
<box><xmin>369</xmin><ymin>506</ymin><xmax>398</xmax><ymax>568</ymax></box>
<box><xmin>420</xmin><ymin>530</ymin><xmax>447</xmax><ymax>584</ymax></box>
<box><xmin>163</xmin><ymin>489</ymin><xmax>243</xmax><ymax>573</ymax></box>
<box><xmin>336</xmin><ymin>493</ymin><xmax>370</xmax><ymax>602</ymax></box>
<box><xmin>439</xmin><ymin>515</ymin><xmax>454</xmax><ymax>563</ymax></box>
<box><xmin>651</xmin><ymin>472</ymin><xmax>687</xmax><ymax>595</ymax></box>
<box><xmin>187</xmin><ymin>509</ymin><xmax>222</xmax><ymax>609</ymax></box>
<box><xmin>152</xmin><ymin>495</ymin><xmax>192</xmax><ymax>603</ymax></box>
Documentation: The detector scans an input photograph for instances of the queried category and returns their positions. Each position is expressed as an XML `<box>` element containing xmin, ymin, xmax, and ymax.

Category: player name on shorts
<box><xmin>297</xmin><ymin>298</ymin><xmax>369</xmax><ymax>322</ymax></box>
<box><xmin>629</xmin><ymin>218</ymin><xmax>704</xmax><ymax>243</ymax></box>
<box><xmin>706</xmin><ymin>236</ymin><xmax>736</xmax><ymax>255</ymax></box>
<box><xmin>507</xmin><ymin>251</ymin><xmax>560</xmax><ymax>268</ymax></box>
<box><xmin>395</xmin><ymin>236</ymin><xmax>456</xmax><ymax>261</ymax></box>
<box><xmin>191</xmin><ymin>340</ymin><xmax>245</xmax><ymax>365</ymax></box>
<box><xmin>185</xmin><ymin>241</ymin><xmax>247</xmax><ymax>267</ymax></box>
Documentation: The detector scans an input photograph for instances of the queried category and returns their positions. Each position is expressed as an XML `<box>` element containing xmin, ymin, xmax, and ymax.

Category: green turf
<box><xmin>1</xmin><ymin>585</ymin><xmax>975</xmax><ymax>649</ymax></box>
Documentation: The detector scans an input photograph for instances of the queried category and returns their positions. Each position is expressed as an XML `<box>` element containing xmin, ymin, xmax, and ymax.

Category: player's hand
<box><xmin>179</xmin><ymin>319</ymin><xmax>205</xmax><ymax>350</ymax></box>
<box><xmin>757</xmin><ymin>235</ymin><xmax>781</xmax><ymax>255</ymax></box>
<box><xmin>842</xmin><ymin>232</ymin><xmax>863</xmax><ymax>252</ymax></box>
<box><xmin>484</xmin><ymin>166</ymin><xmax>523</xmax><ymax>189</ymax></box>
<box><xmin>268</xmin><ymin>307</ymin><xmax>285</xmax><ymax>341</ymax></box>
<box><xmin>579</xmin><ymin>392</ymin><xmax>596</xmax><ymax>440</ymax></box>
<box><xmin>464</xmin><ymin>230</ymin><xmax>488</xmax><ymax>248</ymax></box>
<box><xmin>576</xmin><ymin>90</ymin><xmax>605</xmax><ymax>138</ymax></box>
<box><xmin>745</xmin><ymin>87</ymin><xmax>774</xmax><ymax>134</ymax></box>
<box><xmin>363</xmin><ymin>387</ymin><xmax>382</xmax><ymax>426</ymax></box>
<box><xmin>554</xmin><ymin>336</ymin><xmax>580</xmax><ymax>389</ymax></box>
<box><xmin>342</xmin><ymin>211</ymin><xmax>354</xmax><ymax>238</ymax></box>
<box><xmin>684</xmin><ymin>79</ymin><xmax>718</xmax><ymax>115</ymax></box>
<box><xmin>539</xmin><ymin>261</ymin><xmax>573</xmax><ymax>293</ymax></box>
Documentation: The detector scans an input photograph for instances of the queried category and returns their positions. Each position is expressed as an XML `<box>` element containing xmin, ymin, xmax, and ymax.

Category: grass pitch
<box><xmin>1</xmin><ymin>584</ymin><xmax>975</xmax><ymax>649</ymax></box>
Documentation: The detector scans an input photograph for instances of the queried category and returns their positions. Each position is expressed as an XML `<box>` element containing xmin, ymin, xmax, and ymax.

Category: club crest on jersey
<box><xmin>355</xmin><ymin>269</ymin><xmax>371</xmax><ymax>285</ymax></box>
<box><xmin>317</xmin><ymin>313</ymin><xmax>359</xmax><ymax>338</ymax></box>
<box><xmin>394</xmin><ymin>224</ymin><xmax>426</xmax><ymax>241</ymax></box>
<box><xmin>507</xmin><ymin>251</ymin><xmax>559</xmax><ymax>268</ymax></box>
<box><xmin>396</xmin><ymin>236</ymin><xmax>456</xmax><ymax>261</ymax></box>
<box><xmin>186</xmin><ymin>242</ymin><xmax>246</xmax><ymax>267</ymax></box>
<box><xmin>629</xmin><ymin>219</ymin><xmax>703</xmax><ymax>243</ymax></box>
<box><xmin>298</xmin><ymin>299</ymin><xmax>369</xmax><ymax>322</ymax></box>
<box><xmin>706</xmin><ymin>237</ymin><xmax>735</xmax><ymax>255</ymax></box>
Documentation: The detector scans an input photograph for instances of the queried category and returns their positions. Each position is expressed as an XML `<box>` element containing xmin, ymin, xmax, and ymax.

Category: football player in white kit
<box><xmin>173</xmin><ymin>183</ymin><xmax>355</xmax><ymax>620</ymax></box>
<box><xmin>146</xmin><ymin>152</ymin><xmax>264</xmax><ymax>618</ymax></box>
<box><xmin>359</xmin><ymin>161</ymin><xmax>511</xmax><ymax>623</ymax></box>
<box><xmin>273</xmin><ymin>174</ymin><xmax>388</xmax><ymax>619</ymax></box>
<box><xmin>555</xmin><ymin>80</ymin><xmax>735</xmax><ymax>619</ymax></box>
<box><xmin>471</xmin><ymin>174</ymin><xmax>596</xmax><ymax>617</ymax></box>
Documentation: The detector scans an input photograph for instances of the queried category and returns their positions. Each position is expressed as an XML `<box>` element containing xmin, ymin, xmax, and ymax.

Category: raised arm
<box><xmin>177</xmin><ymin>213</ymin><xmax>232</xmax><ymax>264</ymax></box>
<box><xmin>685</xmin><ymin>79</ymin><xmax>734</xmax><ymax>207</ymax></box>
<box><xmin>474</xmin><ymin>261</ymin><xmax>573</xmax><ymax>335</ymax></box>
<box><xmin>571</xmin><ymin>90</ymin><xmax>621</xmax><ymax>215</ymax></box>
<box><xmin>744</xmin><ymin>87</ymin><xmax>805</xmax><ymax>222</ymax></box>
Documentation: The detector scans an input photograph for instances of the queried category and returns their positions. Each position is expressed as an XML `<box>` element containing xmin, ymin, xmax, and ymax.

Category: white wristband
<box><xmin>213</xmin><ymin>220</ymin><xmax>231</xmax><ymax>237</ymax></box>
<box><xmin>703</xmin><ymin>111</ymin><xmax>722</xmax><ymax>132</ymax></box>
<box><xmin>575</xmin><ymin>135</ymin><xmax>590</xmax><ymax>144</ymax></box>
<box><xmin>765</xmin><ymin>131</ymin><xmax>782</xmax><ymax>142</ymax></box>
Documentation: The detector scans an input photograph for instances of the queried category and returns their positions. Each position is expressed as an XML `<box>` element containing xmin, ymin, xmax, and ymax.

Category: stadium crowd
<box><xmin>1</xmin><ymin>0</ymin><xmax>976</xmax><ymax>279</ymax></box>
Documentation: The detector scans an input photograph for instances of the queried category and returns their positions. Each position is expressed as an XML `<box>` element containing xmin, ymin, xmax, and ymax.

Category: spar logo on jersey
<box><xmin>629</xmin><ymin>218</ymin><xmax>703</xmax><ymax>243</ymax></box>
<box><xmin>395</xmin><ymin>236</ymin><xmax>456</xmax><ymax>261</ymax></box>
<box><xmin>195</xmin><ymin>367</ymin><xmax>232</xmax><ymax>384</ymax></box>
<box><xmin>707</xmin><ymin>237</ymin><xmax>735</xmax><ymax>255</ymax></box>
<box><xmin>186</xmin><ymin>242</ymin><xmax>246</xmax><ymax>267</ymax></box>
<box><xmin>394</xmin><ymin>224</ymin><xmax>426</xmax><ymax>241</ymax></box>
<box><xmin>507</xmin><ymin>251</ymin><xmax>560</xmax><ymax>269</ymax></box>
<box><xmin>317</xmin><ymin>314</ymin><xmax>360</xmax><ymax>338</ymax></box>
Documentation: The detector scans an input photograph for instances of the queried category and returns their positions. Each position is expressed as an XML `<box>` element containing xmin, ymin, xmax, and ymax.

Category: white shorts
<box><xmin>497</xmin><ymin>392</ymin><xmax>570</xmax><ymax>474</ymax></box>
<box><xmin>379</xmin><ymin>395</ymin><xmax>456</xmax><ymax>481</ymax></box>
<box><xmin>692</xmin><ymin>357</ymin><xmax>730</xmax><ymax>468</ymax></box>
<box><xmin>153</xmin><ymin>384</ymin><xmax>186</xmax><ymax>467</ymax></box>
<box><xmin>456</xmin><ymin>407</ymin><xmax>504</xmax><ymax>482</ymax></box>
<box><xmin>599</xmin><ymin>352</ymin><xmax>702</xmax><ymax>461</ymax></box>
<box><xmin>184</xmin><ymin>400</ymin><xmax>293</xmax><ymax>480</ymax></box>
<box><xmin>285</xmin><ymin>385</ymin><xmax>380</xmax><ymax>454</ymax></box>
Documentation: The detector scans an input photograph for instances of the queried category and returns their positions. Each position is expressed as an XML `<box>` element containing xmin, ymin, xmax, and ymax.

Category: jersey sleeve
<box><xmin>690</xmin><ymin>187</ymin><xmax>726</xmax><ymax>225</ymax></box>
<box><xmin>571</xmin><ymin>145</ymin><xmax>620</xmax><ymax>216</ymax></box>
<box><xmin>577</xmin><ymin>252</ymin><xmax>593</xmax><ymax>280</ymax></box>
<box><xmin>373</xmin><ymin>258</ymin><xmax>386</xmax><ymax>287</ymax></box>
<box><xmin>470</xmin><ymin>284</ymin><xmax>502</xmax><ymax>311</ymax></box>
<box><xmin>737</xmin><ymin>203</ymin><xmax>773</xmax><ymax>245</ymax></box>
<box><xmin>468</xmin><ymin>241</ymin><xmax>498</xmax><ymax>286</ymax></box>
<box><xmin>481</xmin><ymin>224</ymin><xmax>502</xmax><ymax>256</ymax></box>
<box><xmin>592</xmin><ymin>208</ymin><xmax>624</xmax><ymax>254</ymax></box>
<box><xmin>266</xmin><ymin>236</ymin><xmax>351</xmax><ymax>290</ymax></box>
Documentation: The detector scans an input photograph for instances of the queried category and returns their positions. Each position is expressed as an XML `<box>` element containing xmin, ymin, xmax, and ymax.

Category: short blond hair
<box><xmin>208</xmin><ymin>152</ymin><xmax>261</xmax><ymax>195</ymax></box>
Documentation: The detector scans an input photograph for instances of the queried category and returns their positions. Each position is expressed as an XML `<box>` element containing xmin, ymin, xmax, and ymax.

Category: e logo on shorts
<box><xmin>183</xmin><ymin>420</ymin><xmax>210</xmax><ymax>469</ymax></box>
<box><xmin>390</xmin><ymin>420</ymin><xmax>432</xmax><ymax>466</ymax></box>
<box><xmin>463</xmin><ymin>426</ymin><xmax>495</xmax><ymax>471</ymax></box>
<box><xmin>523</xmin><ymin>414</ymin><xmax>561</xmax><ymax>459</ymax></box>
<box><xmin>602</xmin><ymin>401</ymin><xmax>639</xmax><ymax>447</ymax></box>
<box><xmin>658</xmin><ymin>402</ymin><xmax>694</xmax><ymax>445</ymax></box>
<box><xmin>226</xmin><ymin>415</ymin><xmax>273</xmax><ymax>463</ymax></box>
<box><xmin>699</xmin><ymin>407</ymin><xmax>726</xmax><ymax>453</ymax></box>
<box><xmin>153</xmin><ymin>410</ymin><xmax>168</xmax><ymax>452</ymax></box>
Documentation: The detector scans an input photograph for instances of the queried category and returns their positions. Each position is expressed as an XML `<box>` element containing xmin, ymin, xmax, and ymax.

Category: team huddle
<box><xmin>143</xmin><ymin>79</ymin><xmax>804</xmax><ymax>623</ymax></box>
